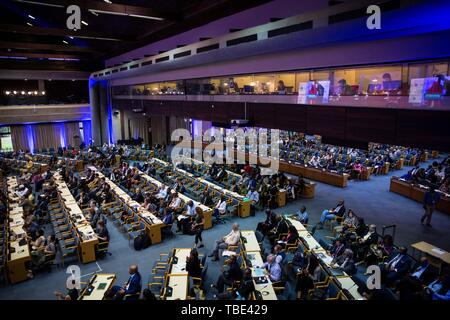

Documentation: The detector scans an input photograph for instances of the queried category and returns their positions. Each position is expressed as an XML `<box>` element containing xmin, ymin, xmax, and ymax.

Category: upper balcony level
<box><xmin>112</xmin><ymin>59</ymin><xmax>450</xmax><ymax>111</ymax></box>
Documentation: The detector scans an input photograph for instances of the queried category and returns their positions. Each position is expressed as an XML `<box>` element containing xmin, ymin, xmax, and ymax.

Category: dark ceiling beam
<box><xmin>0</xmin><ymin>24</ymin><xmax>125</xmax><ymax>42</ymax></box>
<box><xmin>0</xmin><ymin>41</ymin><xmax>98</xmax><ymax>52</ymax></box>
<box><xmin>14</xmin><ymin>0</ymin><xmax>178</xmax><ymax>21</ymax></box>
<box><xmin>0</xmin><ymin>51</ymin><xmax>84</xmax><ymax>60</ymax></box>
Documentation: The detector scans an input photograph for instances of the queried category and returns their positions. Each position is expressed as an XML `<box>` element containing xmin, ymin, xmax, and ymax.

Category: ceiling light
<box><xmin>103</xmin><ymin>0</ymin><xmax>112</xmax><ymax>3</ymax></box>
<box><xmin>5</xmin><ymin>91</ymin><xmax>10</xmax><ymax>95</ymax></box>
<box><xmin>62</xmin><ymin>40</ymin><xmax>68</xmax><ymax>44</ymax></box>
<box><xmin>41</xmin><ymin>91</ymin><xmax>45</xmax><ymax>95</ymax></box>
<box><xmin>15</xmin><ymin>0</ymin><xmax>64</xmax><ymax>8</ymax></box>
<box><xmin>21</xmin><ymin>91</ymin><xmax>25</xmax><ymax>95</ymax></box>
<box><xmin>81</xmin><ymin>20</ymin><xmax>88</xmax><ymax>26</ymax></box>
<box><xmin>89</xmin><ymin>10</ymin><xmax>99</xmax><ymax>16</ymax></box>
<box><xmin>89</xmin><ymin>9</ymin><xmax>164</xmax><ymax>21</ymax></box>
<box><xmin>69</xmin><ymin>36</ymin><xmax>74</xmax><ymax>39</ymax></box>
<box><xmin>13</xmin><ymin>91</ymin><xmax>17</xmax><ymax>94</ymax></box>
<box><xmin>26</xmin><ymin>22</ymin><xmax>33</xmax><ymax>27</ymax></box>
<box><xmin>28</xmin><ymin>91</ymin><xmax>32</xmax><ymax>95</ymax></box>
<box><xmin>28</xmin><ymin>14</ymin><xmax>35</xmax><ymax>19</ymax></box>
<box><xmin>34</xmin><ymin>91</ymin><xmax>38</xmax><ymax>95</ymax></box>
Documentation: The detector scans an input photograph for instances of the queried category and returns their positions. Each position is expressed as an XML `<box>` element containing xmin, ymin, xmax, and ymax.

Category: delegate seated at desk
<box><xmin>108</xmin><ymin>265</ymin><xmax>141</xmax><ymax>300</ymax></box>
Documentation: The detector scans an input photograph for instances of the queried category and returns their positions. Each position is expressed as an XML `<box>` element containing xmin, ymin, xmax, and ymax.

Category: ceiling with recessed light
<box><xmin>0</xmin><ymin>0</ymin><xmax>270</xmax><ymax>72</ymax></box>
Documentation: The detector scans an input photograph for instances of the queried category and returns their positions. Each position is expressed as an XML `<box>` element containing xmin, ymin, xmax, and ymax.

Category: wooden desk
<box><xmin>395</xmin><ymin>158</ymin><xmax>405</xmax><ymax>170</ymax></box>
<box><xmin>279</xmin><ymin>161</ymin><xmax>348</xmax><ymax>188</ymax></box>
<box><xmin>77</xmin><ymin>225</ymin><xmax>99</xmax><ymax>263</ymax></box>
<box><xmin>165</xmin><ymin>248</ymin><xmax>191</xmax><ymax>300</ymax></box>
<box><xmin>390</xmin><ymin>177</ymin><xmax>450</xmax><ymax>215</ymax></box>
<box><xmin>165</xmin><ymin>274</ymin><xmax>189</xmax><ymax>300</ymax></box>
<box><xmin>250</xmin><ymin>267</ymin><xmax>278</xmax><ymax>300</ymax></box>
<box><xmin>96</xmin><ymin>168</ymin><xmax>166</xmax><ymax>243</ymax></box>
<box><xmin>302</xmin><ymin>182</ymin><xmax>316</xmax><ymax>198</ymax></box>
<box><xmin>241</xmin><ymin>230</ymin><xmax>260</xmax><ymax>252</ymax></box>
<box><xmin>7</xmin><ymin>240</ymin><xmax>31</xmax><ymax>284</ymax></box>
<box><xmin>80</xmin><ymin>274</ymin><xmax>116</xmax><ymax>300</ymax></box>
<box><xmin>286</xmin><ymin>217</ymin><xmax>307</xmax><ymax>232</ymax></box>
<box><xmin>277</xmin><ymin>189</ymin><xmax>286</xmax><ymax>207</ymax></box>
<box><xmin>411</xmin><ymin>241</ymin><xmax>450</xmax><ymax>270</ymax></box>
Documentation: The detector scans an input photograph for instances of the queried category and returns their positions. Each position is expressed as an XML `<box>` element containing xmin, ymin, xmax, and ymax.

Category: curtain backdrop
<box><xmin>11</xmin><ymin>125</ymin><xmax>30</xmax><ymax>152</ymax></box>
<box><xmin>10</xmin><ymin>122</ymin><xmax>83</xmax><ymax>152</ymax></box>
<box><xmin>64</xmin><ymin>122</ymin><xmax>81</xmax><ymax>148</ymax></box>
<box><xmin>150</xmin><ymin>115</ymin><xmax>167</xmax><ymax>145</ymax></box>
<box><xmin>169</xmin><ymin>116</ymin><xmax>190</xmax><ymax>136</ymax></box>
<box><xmin>129</xmin><ymin>117</ymin><xmax>149</xmax><ymax>144</ymax></box>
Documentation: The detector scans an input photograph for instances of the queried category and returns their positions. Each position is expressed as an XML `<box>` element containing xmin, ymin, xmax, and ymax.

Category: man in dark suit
<box><xmin>395</xmin><ymin>257</ymin><xmax>436</xmax><ymax>300</ymax></box>
<box><xmin>213</xmin><ymin>254</ymin><xmax>243</xmax><ymax>293</ymax></box>
<box><xmin>380</xmin><ymin>247</ymin><xmax>411</xmax><ymax>286</ymax></box>
<box><xmin>354</xmin><ymin>224</ymin><xmax>379</xmax><ymax>261</ymax></box>
<box><xmin>313</xmin><ymin>200</ymin><xmax>346</xmax><ymax>231</ymax></box>
<box><xmin>200</xmin><ymin>190</ymin><xmax>213</xmax><ymax>207</ymax></box>
<box><xmin>268</xmin><ymin>215</ymin><xmax>289</xmax><ymax>243</ymax></box>
<box><xmin>109</xmin><ymin>265</ymin><xmax>142</xmax><ymax>300</ymax></box>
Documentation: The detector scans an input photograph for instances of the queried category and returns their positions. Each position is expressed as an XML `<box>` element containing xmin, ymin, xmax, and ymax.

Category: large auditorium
<box><xmin>0</xmin><ymin>0</ymin><xmax>449</xmax><ymax>309</ymax></box>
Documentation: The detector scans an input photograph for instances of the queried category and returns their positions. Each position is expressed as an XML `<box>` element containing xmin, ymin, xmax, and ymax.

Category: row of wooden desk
<box><xmin>34</xmin><ymin>154</ymin><xmax>84</xmax><ymax>171</ymax></box>
<box><xmin>151</xmin><ymin>157</ymin><xmax>252</xmax><ymax>218</ymax></box>
<box><xmin>132</xmin><ymin>166</ymin><xmax>214</xmax><ymax>230</ymax></box>
<box><xmin>179</xmin><ymin>155</ymin><xmax>290</xmax><ymax>208</ymax></box>
<box><xmin>411</xmin><ymin>241</ymin><xmax>450</xmax><ymax>272</ymax></box>
<box><xmin>286</xmin><ymin>217</ymin><xmax>365</xmax><ymax>300</ymax></box>
<box><xmin>87</xmin><ymin>166</ymin><xmax>165</xmax><ymax>244</ymax></box>
<box><xmin>1</xmin><ymin>157</ymin><xmax>48</xmax><ymax>174</ymax></box>
<box><xmin>390</xmin><ymin>177</ymin><xmax>450</xmax><ymax>215</ymax></box>
<box><xmin>53</xmin><ymin>172</ymin><xmax>99</xmax><ymax>263</ymax></box>
<box><xmin>240</xmin><ymin>230</ymin><xmax>278</xmax><ymax>300</ymax></box>
<box><xmin>5</xmin><ymin>177</ymin><xmax>32</xmax><ymax>284</ymax></box>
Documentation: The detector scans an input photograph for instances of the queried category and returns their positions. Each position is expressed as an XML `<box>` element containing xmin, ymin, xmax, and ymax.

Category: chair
<box><xmin>96</xmin><ymin>240</ymin><xmax>112</xmax><ymax>258</ymax></box>
<box><xmin>192</xmin><ymin>264</ymin><xmax>208</xmax><ymax>291</ymax></box>
<box><xmin>59</xmin><ymin>238</ymin><xmax>79</xmax><ymax>267</ymax></box>
<box><xmin>128</xmin><ymin>222</ymin><xmax>146</xmax><ymax>242</ymax></box>
<box><xmin>124</xmin><ymin>291</ymin><xmax>141</xmax><ymax>300</ymax></box>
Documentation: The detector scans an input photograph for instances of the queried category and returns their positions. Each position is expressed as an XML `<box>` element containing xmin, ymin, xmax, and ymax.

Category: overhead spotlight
<box><xmin>62</xmin><ymin>40</ymin><xmax>68</xmax><ymax>44</ymax></box>
<box><xmin>13</xmin><ymin>91</ymin><xmax>17</xmax><ymax>95</ymax></box>
<box><xmin>104</xmin><ymin>0</ymin><xmax>112</xmax><ymax>3</ymax></box>
<box><xmin>24</xmin><ymin>78</ymin><xmax>27</xmax><ymax>81</ymax></box>
<box><xmin>5</xmin><ymin>91</ymin><xmax>10</xmax><ymax>95</ymax></box>
<box><xmin>28</xmin><ymin>91</ymin><xmax>33</xmax><ymax>95</ymax></box>
<box><xmin>81</xmin><ymin>20</ymin><xmax>88</xmax><ymax>26</ymax></box>
<box><xmin>41</xmin><ymin>91</ymin><xmax>46</xmax><ymax>95</ymax></box>
<box><xmin>28</xmin><ymin>14</ymin><xmax>35</xmax><ymax>19</ymax></box>
<box><xmin>69</xmin><ymin>36</ymin><xmax>74</xmax><ymax>39</ymax></box>
<box><xmin>21</xmin><ymin>91</ymin><xmax>25</xmax><ymax>95</ymax></box>
<box><xmin>26</xmin><ymin>22</ymin><xmax>33</xmax><ymax>27</ymax></box>
<box><xmin>34</xmin><ymin>91</ymin><xmax>38</xmax><ymax>95</ymax></box>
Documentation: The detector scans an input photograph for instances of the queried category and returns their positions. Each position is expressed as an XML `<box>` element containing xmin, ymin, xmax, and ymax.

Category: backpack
<box><xmin>142</xmin><ymin>234</ymin><xmax>152</xmax><ymax>249</ymax></box>
<box><xmin>134</xmin><ymin>234</ymin><xmax>144</xmax><ymax>251</ymax></box>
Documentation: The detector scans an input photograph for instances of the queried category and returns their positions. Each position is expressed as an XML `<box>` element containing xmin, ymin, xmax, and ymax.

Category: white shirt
<box><xmin>169</xmin><ymin>197</ymin><xmax>181</xmax><ymax>209</ymax></box>
<box><xmin>185</xmin><ymin>203</ymin><xmax>196</xmax><ymax>216</ymax></box>
<box><xmin>246</xmin><ymin>191</ymin><xmax>259</xmax><ymax>203</ymax></box>
<box><xmin>156</xmin><ymin>186</ymin><xmax>168</xmax><ymax>199</ymax></box>
<box><xmin>215</xmin><ymin>199</ymin><xmax>227</xmax><ymax>214</ymax></box>
<box><xmin>224</xmin><ymin>229</ymin><xmax>241</xmax><ymax>245</ymax></box>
